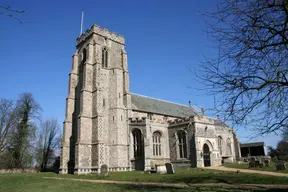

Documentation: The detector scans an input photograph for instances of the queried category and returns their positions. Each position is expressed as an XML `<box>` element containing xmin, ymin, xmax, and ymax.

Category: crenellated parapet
<box><xmin>77</xmin><ymin>24</ymin><xmax>125</xmax><ymax>46</ymax></box>
<box><xmin>168</xmin><ymin>116</ymin><xmax>194</xmax><ymax>128</ymax></box>
<box><xmin>129</xmin><ymin>117</ymin><xmax>146</xmax><ymax>123</ymax></box>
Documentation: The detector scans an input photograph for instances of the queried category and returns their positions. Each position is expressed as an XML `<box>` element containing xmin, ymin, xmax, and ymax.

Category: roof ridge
<box><xmin>131</xmin><ymin>92</ymin><xmax>200</xmax><ymax>115</ymax></box>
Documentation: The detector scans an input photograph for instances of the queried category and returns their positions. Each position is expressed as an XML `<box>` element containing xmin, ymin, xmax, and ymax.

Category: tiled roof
<box><xmin>131</xmin><ymin>93</ymin><xmax>199</xmax><ymax>118</ymax></box>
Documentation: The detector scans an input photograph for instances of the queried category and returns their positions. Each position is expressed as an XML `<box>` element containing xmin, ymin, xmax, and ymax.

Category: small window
<box><xmin>103</xmin><ymin>99</ymin><xmax>105</xmax><ymax>107</ymax></box>
<box><xmin>153</xmin><ymin>132</ymin><xmax>162</xmax><ymax>156</ymax></box>
<box><xmin>102</xmin><ymin>47</ymin><xmax>108</xmax><ymax>68</ymax></box>
<box><xmin>112</xmin><ymin>116</ymin><xmax>114</xmax><ymax>122</ymax></box>
<box><xmin>121</xmin><ymin>115</ymin><xmax>123</xmax><ymax>121</ymax></box>
<box><xmin>119</xmin><ymin>93</ymin><xmax>121</xmax><ymax>98</ymax></box>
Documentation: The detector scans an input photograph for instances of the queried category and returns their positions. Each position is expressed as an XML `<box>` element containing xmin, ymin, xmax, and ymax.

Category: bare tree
<box><xmin>199</xmin><ymin>0</ymin><xmax>288</xmax><ymax>135</ymax></box>
<box><xmin>37</xmin><ymin>119</ymin><xmax>61</xmax><ymax>171</ymax></box>
<box><xmin>0</xmin><ymin>4</ymin><xmax>25</xmax><ymax>23</ymax></box>
<box><xmin>0</xmin><ymin>99</ymin><xmax>18</xmax><ymax>155</ymax></box>
<box><xmin>8</xmin><ymin>93</ymin><xmax>41</xmax><ymax>168</ymax></box>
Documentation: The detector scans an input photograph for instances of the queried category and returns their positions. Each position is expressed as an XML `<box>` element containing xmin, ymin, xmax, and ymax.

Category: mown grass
<box><xmin>0</xmin><ymin>172</ymin><xmax>286</xmax><ymax>192</ymax></box>
<box><xmin>53</xmin><ymin>167</ymin><xmax>288</xmax><ymax>185</ymax></box>
<box><xmin>223</xmin><ymin>163</ymin><xmax>288</xmax><ymax>173</ymax></box>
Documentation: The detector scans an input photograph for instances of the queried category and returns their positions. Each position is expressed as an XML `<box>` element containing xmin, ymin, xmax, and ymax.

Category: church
<box><xmin>60</xmin><ymin>24</ymin><xmax>241</xmax><ymax>174</ymax></box>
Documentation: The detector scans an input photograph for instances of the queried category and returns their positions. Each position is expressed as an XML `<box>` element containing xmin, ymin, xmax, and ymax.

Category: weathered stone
<box><xmin>155</xmin><ymin>165</ymin><xmax>167</xmax><ymax>174</ymax></box>
<box><xmin>264</xmin><ymin>159</ymin><xmax>270</xmax><ymax>167</ymax></box>
<box><xmin>100</xmin><ymin>164</ymin><xmax>109</xmax><ymax>177</ymax></box>
<box><xmin>165</xmin><ymin>163</ymin><xmax>175</xmax><ymax>174</ymax></box>
<box><xmin>249</xmin><ymin>156</ymin><xmax>256</xmax><ymax>162</ymax></box>
<box><xmin>249</xmin><ymin>161</ymin><xmax>255</xmax><ymax>168</ymax></box>
<box><xmin>59</xmin><ymin>24</ymin><xmax>242</xmax><ymax>175</ymax></box>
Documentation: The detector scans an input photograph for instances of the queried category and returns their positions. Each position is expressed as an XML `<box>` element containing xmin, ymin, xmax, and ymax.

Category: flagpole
<box><xmin>80</xmin><ymin>11</ymin><xmax>84</xmax><ymax>35</ymax></box>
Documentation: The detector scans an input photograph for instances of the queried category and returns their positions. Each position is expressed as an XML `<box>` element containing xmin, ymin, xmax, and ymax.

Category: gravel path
<box><xmin>204</xmin><ymin>166</ymin><xmax>288</xmax><ymax>177</ymax></box>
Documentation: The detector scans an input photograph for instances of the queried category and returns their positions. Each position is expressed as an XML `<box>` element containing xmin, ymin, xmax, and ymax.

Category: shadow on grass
<box><xmin>117</xmin><ymin>185</ymin><xmax>288</xmax><ymax>192</ymax></box>
<box><xmin>120</xmin><ymin>184</ymin><xmax>181</xmax><ymax>191</ymax></box>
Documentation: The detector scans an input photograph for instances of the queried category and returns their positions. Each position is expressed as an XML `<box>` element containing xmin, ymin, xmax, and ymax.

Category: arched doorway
<box><xmin>203</xmin><ymin>144</ymin><xmax>211</xmax><ymax>167</ymax></box>
<box><xmin>132</xmin><ymin>129</ymin><xmax>144</xmax><ymax>170</ymax></box>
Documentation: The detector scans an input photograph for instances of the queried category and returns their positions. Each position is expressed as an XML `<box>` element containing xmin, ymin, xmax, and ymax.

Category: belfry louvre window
<box><xmin>177</xmin><ymin>131</ymin><xmax>187</xmax><ymax>158</ymax></box>
<box><xmin>102</xmin><ymin>47</ymin><xmax>108</xmax><ymax>68</ymax></box>
<box><xmin>153</xmin><ymin>131</ymin><xmax>162</xmax><ymax>156</ymax></box>
<box><xmin>82</xmin><ymin>48</ymin><xmax>87</xmax><ymax>64</ymax></box>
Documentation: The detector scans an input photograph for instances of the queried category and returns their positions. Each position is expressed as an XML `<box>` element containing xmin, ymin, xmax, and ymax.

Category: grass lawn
<box><xmin>223</xmin><ymin>163</ymin><xmax>288</xmax><ymax>173</ymax></box>
<box><xmin>0</xmin><ymin>172</ymin><xmax>287</xmax><ymax>192</ymax></box>
<box><xmin>57</xmin><ymin>167</ymin><xmax>288</xmax><ymax>185</ymax></box>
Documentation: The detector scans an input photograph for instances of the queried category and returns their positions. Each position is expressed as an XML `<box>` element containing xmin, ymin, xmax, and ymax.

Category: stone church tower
<box><xmin>60</xmin><ymin>25</ymin><xmax>132</xmax><ymax>174</ymax></box>
<box><xmin>60</xmin><ymin>24</ymin><xmax>241</xmax><ymax>175</ymax></box>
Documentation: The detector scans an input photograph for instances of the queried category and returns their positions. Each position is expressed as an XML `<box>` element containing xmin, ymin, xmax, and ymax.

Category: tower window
<box><xmin>82</xmin><ymin>48</ymin><xmax>87</xmax><ymax>64</ymax></box>
<box><xmin>103</xmin><ymin>99</ymin><xmax>105</xmax><ymax>107</ymax></box>
<box><xmin>102</xmin><ymin>47</ymin><xmax>108</xmax><ymax>68</ymax></box>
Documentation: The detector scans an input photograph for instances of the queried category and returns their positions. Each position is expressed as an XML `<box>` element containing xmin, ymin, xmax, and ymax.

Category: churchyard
<box><xmin>224</xmin><ymin>162</ymin><xmax>288</xmax><ymax>173</ymax></box>
<box><xmin>1</xmin><ymin>167</ymin><xmax>288</xmax><ymax>192</ymax></box>
<box><xmin>224</xmin><ymin>156</ymin><xmax>288</xmax><ymax>174</ymax></box>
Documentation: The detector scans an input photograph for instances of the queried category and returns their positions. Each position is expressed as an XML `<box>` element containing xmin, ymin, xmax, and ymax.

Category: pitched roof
<box><xmin>131</xmin><ymin>93</ymin><xmax>199</xmax><ymax>118</ymax></box>
<box><xmin>240</xmin><ymin>142</ymin><xmax>265</xmax><ymax>148</ymax></box>
<box><xmin>214</xmin><ymin>118</ymin><xmax>229</xmax><ymax>127</ymax></box>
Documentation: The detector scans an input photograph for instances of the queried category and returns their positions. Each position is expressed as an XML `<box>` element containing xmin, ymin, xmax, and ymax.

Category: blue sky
<box><xmin>0</xmin><ymin>0</ymin><xmax>281</xmax><ymax>147</ymax></box>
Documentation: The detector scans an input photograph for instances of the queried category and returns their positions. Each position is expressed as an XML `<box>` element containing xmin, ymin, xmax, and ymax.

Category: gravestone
<box><xmin>165</xmin><ymin>163</ymin><xmax>175</xmax><ymax>174</ymax></box>
<box><xmin>248</xmin><ymin>157</ymin><xmax>256</xmax><ymax>168</ymax></box>
<box><xmin>276</xmin><ymin>161</ymin><xmax>286</xmax><ymax>171</ymax></box>
<box><xmin>255</xmin><ymin>160</ymin><xmax>260</xmax><ymax>168</ymax></box>
<box><xmin>250</xmin><ymin>156</ymin><xmax>256</xmax><ymax>162</ymax></box>
<box><xmin>155</xmin><ymin>164</ymin><xmax>167</xmax><ymax>174</ymax></box>
<box><xmin>264</xmin><ymin>159</ymin><xmax>270</xmax><ymax>167</ymax></box>
<box><xmin>100</xmin><ymin>164</ymin><xmax>108</xmax><ymax>177</ymax></box>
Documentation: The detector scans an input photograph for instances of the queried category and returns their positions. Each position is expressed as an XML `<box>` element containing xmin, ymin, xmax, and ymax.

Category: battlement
<box><xmin>77</xmin><ymin>24</ymin><xmax>125</xmax><ymax>45</ymax></box>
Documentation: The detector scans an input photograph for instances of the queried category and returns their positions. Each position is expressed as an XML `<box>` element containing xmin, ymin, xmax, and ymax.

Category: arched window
<box><xmin>132</xmin><ymin>129</ymin><xmax>143</xmax><ymax>158</ymax></box>
<box><xmin>78</xmin><ymin>48</ymin><xmax>86</xmax><ymax>91</ymax></box>
<box><xmin>177</xmin><ymin>131</ymin><xmax>187</xmax><ymax>158</ymax></box>
<box><xmin>152</xmin><ymin>131</ymin><xmax>161</xmax><ymax>156</ymax></box>
<box><xmin>102</xmin><ymin>47</ymin><xmax>108</xmax><ymax>68</ymax></box>
<box><xmin>218</xmin><ymin>136</ymin><xmax>223</xmax><ymax>155</ymax></box>
<box><xmin>226</xmin><ymin>138</ymin><xmax>232</xmax><ymax>156</ymax></box>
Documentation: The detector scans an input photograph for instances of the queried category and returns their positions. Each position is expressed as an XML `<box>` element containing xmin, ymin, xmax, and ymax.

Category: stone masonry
<box><xmin>59</xmin><ymin>24</ymin><xmax>241</xmax><ymax>174</ymax></box>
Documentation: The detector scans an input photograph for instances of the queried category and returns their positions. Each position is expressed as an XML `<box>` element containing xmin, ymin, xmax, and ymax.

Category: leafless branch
<box><xmin>0</xmin><ymin>5</ymin><xmax>25</xmax><ymax>23</ymax></box>
<box><xmin>198</xmin><ymin>0</ymin><xmax>288</xmax><ymax>136</ymax></box>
